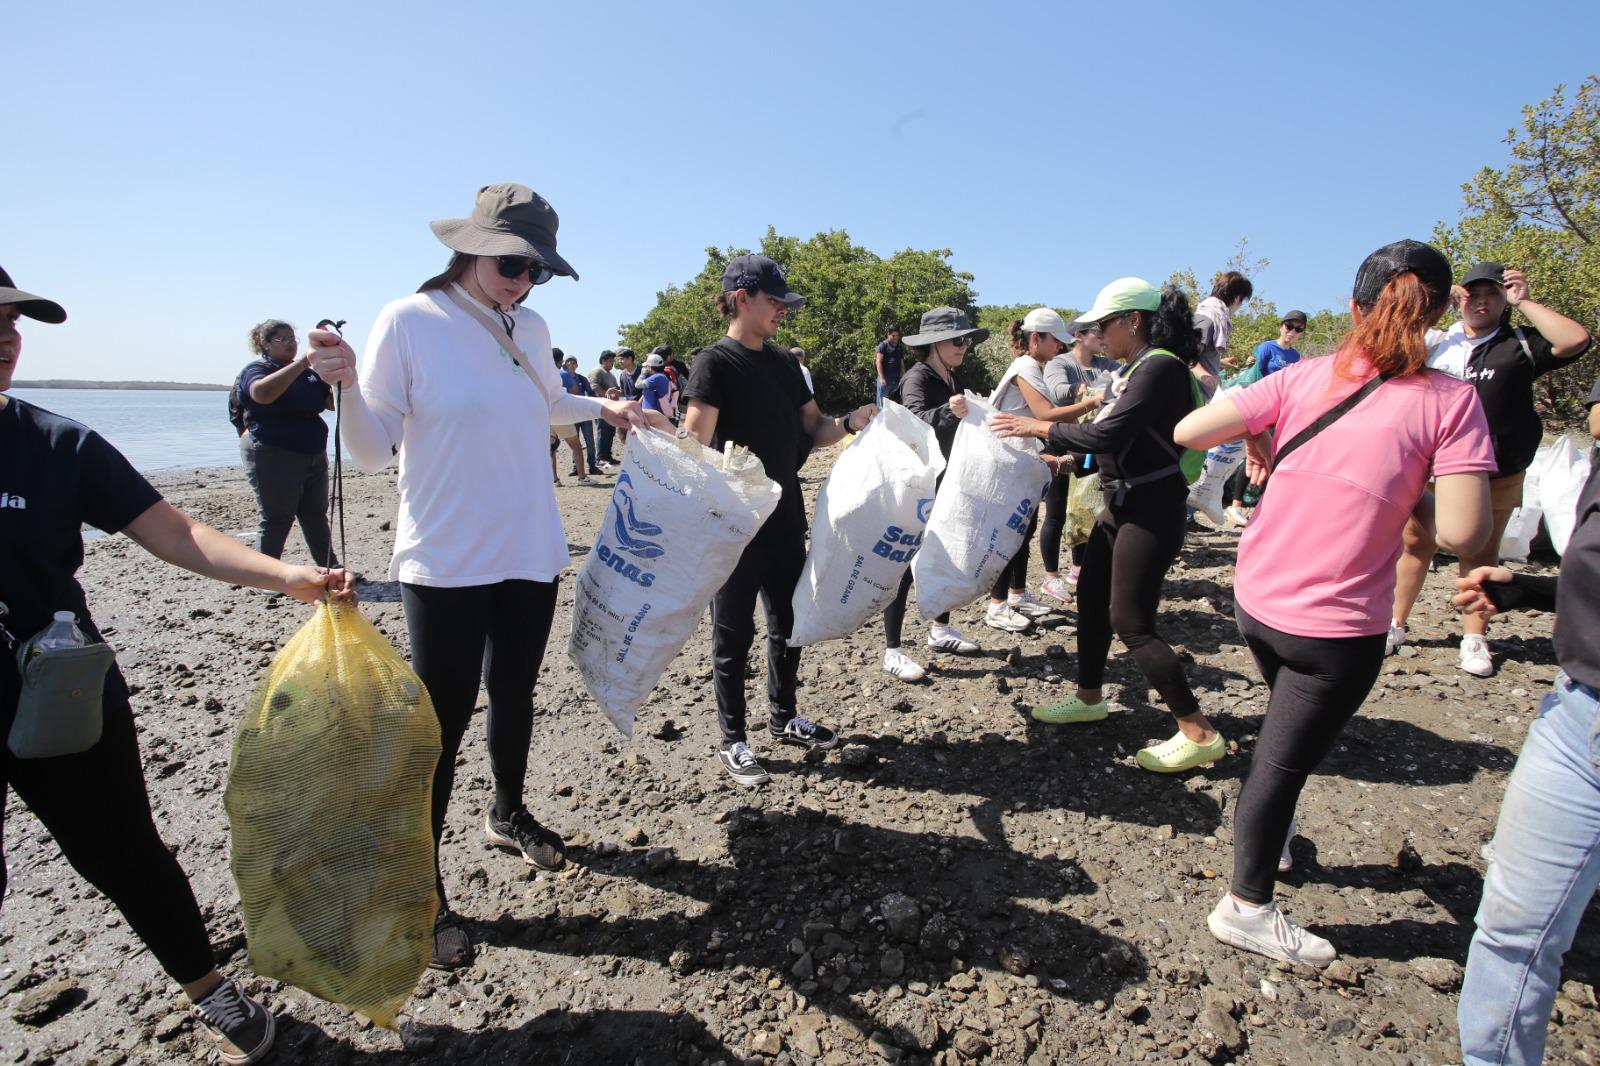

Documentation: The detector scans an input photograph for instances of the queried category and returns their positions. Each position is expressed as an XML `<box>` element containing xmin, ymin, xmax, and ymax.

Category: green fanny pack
<box><xmin>10</xmin><ymin>635</ymin><xmax>116</xmax><ymax>759</ymax></box>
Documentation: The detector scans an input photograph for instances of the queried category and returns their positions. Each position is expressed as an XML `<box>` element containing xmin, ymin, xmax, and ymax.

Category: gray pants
<box><xmin>240</xmin><ymin>435</ymin><xmax>336</xmax><ymax>565</ymax></box>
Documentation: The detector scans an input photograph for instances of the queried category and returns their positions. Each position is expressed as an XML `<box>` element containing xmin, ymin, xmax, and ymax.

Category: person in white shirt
<box><xmin>308</xmin><ymin>183</ymin><xmax>659</xmax><ymax>970</ymax></box>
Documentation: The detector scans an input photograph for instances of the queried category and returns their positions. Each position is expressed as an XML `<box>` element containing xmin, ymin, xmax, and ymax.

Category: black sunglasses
<box><xmin>1284</xmin><ymin>323</ymin><xmax>1306</xmax><ymax>333</ymax></box>
<box><xmin>495</xmin><ymin>255</ymin><xmax>555</xmax><ymax>285</ymax></box>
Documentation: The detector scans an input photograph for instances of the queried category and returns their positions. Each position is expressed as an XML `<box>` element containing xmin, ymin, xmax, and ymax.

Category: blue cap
<box><xmin>722</xmin><ymin>254</ymin><xmax>805</xmax><ymax>308</ymax></box>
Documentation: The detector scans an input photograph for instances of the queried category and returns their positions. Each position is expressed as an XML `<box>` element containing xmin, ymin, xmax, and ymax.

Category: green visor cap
<box><xmin>1078</xmin><ymin>277</ymin><xmax>1160</xmax><ymax>324</ymax></box>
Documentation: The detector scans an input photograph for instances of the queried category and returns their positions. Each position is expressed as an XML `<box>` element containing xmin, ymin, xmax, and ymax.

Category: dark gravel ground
<box><xmin>2</xmin><ymin>448</ymin><xmax>1596</xmax><ymax>1066</ymax></box>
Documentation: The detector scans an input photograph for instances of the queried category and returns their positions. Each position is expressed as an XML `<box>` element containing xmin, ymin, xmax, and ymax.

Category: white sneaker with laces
<box><xmin>927</xmin><ymin>624</ymin><xmax>981</xmax><ymax>655</ymax></box>
<box><xmin>1225</xmin><ymin>504</ymin><xmax>1251</xmax><ymax>527</ymax></box>
<box><xmin>1039</xmin><ymin>575</ymin><xmax>1073</xmax><ymax>604</ymax></box>
<box><xmin>1207</xmin><ymin>893</ymin><xmax>1336</xmax><ymax>967</ymax></box>
<box><xmin>883</xmin><ymin>648</ymin><xmax>926</xmax><ymax>681</ymax></box>
<box><xmin>1384</xmin><ymin>621</ymin><xmax>1407</xmax><ymax>657</ymax></box>
<box><xmin>1006</xmin><ymin>589</ymin><xmax>1051</xmax><ymax>618</ymax></box>
<box><xmin>984</xmin><ymin>601</ymin><xmax>1033</xmax><ymax>633</ymax></box>
<box><xmin>1459</xmin><ymin>634</ymin><xmax>1494</xmax><ymax>677</ymax></box>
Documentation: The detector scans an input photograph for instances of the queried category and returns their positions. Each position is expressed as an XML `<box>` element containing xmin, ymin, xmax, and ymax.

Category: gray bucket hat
<box><xmin>429</xmin><ymin>183</ymin><xmax>579</xmax><ymax>280</ymax></box>
<box><xmin>902</xmin><ymin>307</ymin><xmax>989</xmax><ymax>347</ymax></box>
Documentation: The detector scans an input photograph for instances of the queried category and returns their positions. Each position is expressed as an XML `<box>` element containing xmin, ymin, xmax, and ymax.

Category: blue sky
<box><xmin>7</xmin><ymin>0</ymin><xmax>1598</xmax><ymax>383</ymax></box>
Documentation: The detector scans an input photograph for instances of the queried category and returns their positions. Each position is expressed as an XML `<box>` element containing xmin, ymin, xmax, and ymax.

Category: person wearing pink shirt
<box><xmin>1174</xmin><ymin>239</ymin><xmax>1494</xmax><ymax>967</ymax></box>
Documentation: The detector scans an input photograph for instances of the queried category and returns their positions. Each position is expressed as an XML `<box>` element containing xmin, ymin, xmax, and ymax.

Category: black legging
<box><xmin>1038</xmin><ymin>473</ymin><xmax>1071</xmax><ymax>573</ymax></box>
<box><xmin>1075</xmin><ymin>482</ymin><xmax>1199</xmax><ymax>718</ymax></box>
<box><xmin>883</xmin><ymin>569</ymin><xmax>950</xmax><ymax>649</ymax></box>
<box><xmin>401</xmin><ymin>579</ymin><xmax>558</xmax><ymax>907</ymax></box>
<box><xmin>2</xmin><ymin>667</ymin><xmax>214</xmax><ymax>984</ymax></box>
<box><xmin>1227</xmin><ymin>463</ymin><xmax>1250</xmax><ymax>507</ymax></box>
<box><xmin>1231</xmin><ymin>606</ymin><xmax>1385</xmax><ymax>903</ymax></box>
<box><xmin>990</xmin><ymin>511</ymin><xmax>1038</xmax><ymax>599</ymax></box>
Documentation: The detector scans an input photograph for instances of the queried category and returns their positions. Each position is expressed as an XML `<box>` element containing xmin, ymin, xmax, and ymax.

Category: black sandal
<box><xmin>429</xmin><ymin>909</ymin><xmax>474</xmax><ymax>970</ymax></box>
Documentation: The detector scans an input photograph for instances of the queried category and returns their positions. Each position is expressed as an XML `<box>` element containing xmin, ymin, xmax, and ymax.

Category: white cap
<box><xmin>1021</xmin><ymin>307</ymin><xmax>1072</xmax><ymax>345</ymax></box>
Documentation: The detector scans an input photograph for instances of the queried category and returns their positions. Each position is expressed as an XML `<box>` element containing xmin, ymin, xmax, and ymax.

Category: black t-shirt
<box><xmin>1463</xmin><ymin>325</ymin><xmax>1589</xmax><ymax>477</ymax></box>
<box><xmin>684</xmin><ymin>336</ymin><xmax>813</xmax><ymax>535</ymax></box>
<box><xmin>0</xmin><ymin>398</ymin><xmax>161</xmax><ymax>706</ymax></box>
<box><xmin>895</xmin><ymin>360</ymin><xmax>963</xmax><ymax>459</ymax></box>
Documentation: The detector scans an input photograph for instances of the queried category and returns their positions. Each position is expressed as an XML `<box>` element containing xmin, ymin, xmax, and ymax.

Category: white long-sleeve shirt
<box><xmin>343</xmin><ymin>285</ymin><xmax>604</xmax><ymax>587</ymax></box>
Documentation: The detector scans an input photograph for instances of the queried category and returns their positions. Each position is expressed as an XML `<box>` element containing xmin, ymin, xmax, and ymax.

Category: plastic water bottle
<box><xmin>33</xmin><ymin>611</ymin><xmax>87</xmax><ymax>655</ymax></box>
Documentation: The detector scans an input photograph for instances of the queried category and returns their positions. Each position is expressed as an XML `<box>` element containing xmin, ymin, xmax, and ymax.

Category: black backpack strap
<box><xmin>1271</xmin><ymin>373</ymin><xmax>1390</xmax><ymax>470</ymax></box>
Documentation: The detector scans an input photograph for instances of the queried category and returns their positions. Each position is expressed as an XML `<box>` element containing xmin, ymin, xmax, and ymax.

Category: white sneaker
<box><xmin>1459</xmin><ymin>635</ymin><xmax>1494</xmax><ymax>677</ymax></box>
<box><xmin>1207</xmin><ymin>894</ymin><xmax>1336</xmax><ymax>967</ymax></box>
<box><xmin>1039</xmin><ymin>575</ymin><xmax>1073</xmax><ymax>604</ymax></box>
<box><xmin>927</xmin><ymin>624</ymin><xmax>981</xmax><ymax>655</ymax></box>
<box><xmin>1225</xmin><ymin>504</ymin><xmax>1251</xmax><ymax>527</ymax></box>
<box><xmin>984</xmin><ymin>601</ymin><xmax>1033</xmax><ymax>633</ymax></box>
<box><xmin>1006</xmin><ymin>589</ymin><xmax>1052</xmax><ymax>618</ymax></box>
<box><xmin>1279</xmin><ymin>817</ymin><xmax>1297</xmax><ymax>874</ymax></box>
<box><xmin>883</xmin><ymin>648</ymin><xmax>926</xmax><ymax>682</ymax></box>
<box><xmin>1384</xmin><ymin>621</ymin><xmax>1406</xmax><ymax>657</ymax></box>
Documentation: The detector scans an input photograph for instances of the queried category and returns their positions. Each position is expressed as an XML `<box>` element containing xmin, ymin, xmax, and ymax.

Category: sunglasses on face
<box><xmin>948</xmin><ymin>336</ymin><xmax>973</xmax><ymax>350</ymax></box>
<box><xmin>1285</xmin><ymin>324</ymin><xmax>1306</xmax><ymax>333</ymax></box>
<box><xmin>494</xmin><ymin>255</ymin><xmax>555</xmax><ymax>285</ymax></box>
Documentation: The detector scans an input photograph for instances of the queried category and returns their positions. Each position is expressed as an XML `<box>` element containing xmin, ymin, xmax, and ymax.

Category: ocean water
<box><xmin>9</xmin><ymin>388</ymin><xmax>334</xmax><ymax>473</ymax></box>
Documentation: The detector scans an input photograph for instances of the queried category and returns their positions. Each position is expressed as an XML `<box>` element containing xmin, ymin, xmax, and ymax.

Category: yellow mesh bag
<box><xmin>224</xmin><ymin>601</ymin><xmax>440</xmax><ymax>1029</ymax></box>
<box><xmin>1065</xmin><ymin>472</ymin><xmax>1104</xmax><ymax>547</ymax></box>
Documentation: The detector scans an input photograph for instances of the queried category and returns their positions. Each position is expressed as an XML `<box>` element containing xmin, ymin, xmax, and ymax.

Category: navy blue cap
<box><xmin>722</xmin><ymin>254</ymin><xmax>805</xmax><ymax>308</ymax></box>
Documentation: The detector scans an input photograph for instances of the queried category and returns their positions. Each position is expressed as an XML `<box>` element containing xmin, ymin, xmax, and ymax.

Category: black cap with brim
<box><xmin>722</xmin><ymin>254</ymin><xmax>805</xmax><ymax>308</ymax></box>
<box><xmin>0</xmin><ymin>265</ymin><xmax>66</xmax><ymax>324</ymax></box>
<box><xmin>1280</xmin><ymin>309</ymin><xmax>1308</xmax><ymax>325</ymax></box>
<box><xmin>1461</xmin><ymin>262</ymin><xmax>1507</xmax><ymax>288</ymax></box>
<box><xmin>1352</xmin><ymin>240</ymin><xmax>1452</xmax><ymax>314</ymax></box>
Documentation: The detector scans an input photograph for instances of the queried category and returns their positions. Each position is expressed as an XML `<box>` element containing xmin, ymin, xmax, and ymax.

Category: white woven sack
<box><xmin>912</xmin><ymin>393</ymin><xmax>1050</xmax><ymax>620</ymax></box>
<box><xmin>568</xmin><ymin>428</ymin><xmax>780</xmax><ymax>736</ymax></box>
<box><xmin>790</xmin><ymin>401</ymin><xmax>945</xmax><ymax>647</ymax></box>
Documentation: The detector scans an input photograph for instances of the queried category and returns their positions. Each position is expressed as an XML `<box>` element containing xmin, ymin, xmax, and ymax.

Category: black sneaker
<box><xmin>485</xmin><ymin>807</ymin><xmax>566</xmax><ymax>870</ymax></box>
<box><xmin>769</xmin><ymin>714</ymin><xmax>841</xmax><ymax>751</ymax></box>
<box><xmin>430</xmin><ymin>908</ymin><xmax>474</xmax><ymax>970</ymax></box>
<box><xmin>191</xmin><ymin>977</ymin><xmax>275</xmax><ymax>1066</ymax></box>
<box><xmin>717</xmin><ymin>742</ymin><xmax>770</xmax><ymax>786</ymax></box>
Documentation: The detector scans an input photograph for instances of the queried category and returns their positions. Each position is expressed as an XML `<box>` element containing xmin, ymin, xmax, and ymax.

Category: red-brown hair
<box><xmin>1334</xmin><ymin>272</ymin><xmax>1441</xmax><ymax>380</ymax></box>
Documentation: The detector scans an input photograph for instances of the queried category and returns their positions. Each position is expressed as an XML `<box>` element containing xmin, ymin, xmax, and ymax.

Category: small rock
<box><xmin>953</xmin><ymin>1029</ymin><xmax>992</xmax><ymax>1059</ymax></box>
<box><xmin>153</xmin><ymin>1010</ymin><xmax>190</xmax><ymax>1041</ymax></box>
<box><xmin>792</xmin><ymin>951</ymin><xmax>816</xmax><ymax>980</ymax></box>
<box><xmin>1410</xmin><ymin>956</ymin><xmax>1463</xmax><ymax>991</ymax></box>
<box><xmin>1195</xmin><ymin>1006</ymin><xmax>1245</xmax><ymax>1058</ymax></box>
<box><xmin>749</xmin><ymin>1031</ymin><xmax>783</xmax><ymax>1057</ymax></box>
<box><xmin>1322</xmin><ymin>959</ymin><xmax>1362</xmax><ymax>987</ymax></box>
<box><xmin>880</xmin><ymin>893</ymin><xmax>923</xmax><ymax>943</ymax></box>
<box><xmin>623</xmin><ymin>825</ymin><xmax>649</xmax><ymax>847</ymax></box>
<box><xmin>984</xmin><ymin>979</ymin><xmax>1008</xmax><ymax>1008</ymax></box>
<box><xmin>918</xmin><ymin>912</ymin><xmax>961</xmax><ymax>960</ymax></box>
<box><xmin>841</xmin><ymin>746</ymin><xmax>872</xmax><ymax>768</ymax></box>
<box><xmin>12</xmin><ymin>979</ymin><xmax>81</xmax><ymax>1026</ymax></box>
<box><xmin>999</xmin><ymin>948</ymin><xmax>1031</xmax><ymax>976</ymax></box>
<box><xmin>1005</xmin><ymin>646</ymin><xmax>1023</xmax><ymax>668</ymax></box>
<box><xmin>880</xmin><ymin>948</ymin><xmax>906</xmax><ymax>980</ymax></box>
<box><xmin>644</xmin><ymin>847</ymin><xmax>674</xmax><ymax>872</ymax></box>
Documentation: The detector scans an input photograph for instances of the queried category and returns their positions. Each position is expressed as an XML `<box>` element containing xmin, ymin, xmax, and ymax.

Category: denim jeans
<box><xmin>577</xmin><ymin>421</ymin><xmax>598</xmax><ymax>469</ymax></box>
<box><xmin>876</xmin><ymin>380</ymin><xmax>897</xmax><ymax>408</ymax></box>
<box><xmin>1460</xmin><ymin>672</ymin><xmax>1600</xmax><ymax>1065</ymax></box>
<box><xmin>597</xmin><ymin>418</ymin><xmax>616</xmax><ymax>461</ymax></box>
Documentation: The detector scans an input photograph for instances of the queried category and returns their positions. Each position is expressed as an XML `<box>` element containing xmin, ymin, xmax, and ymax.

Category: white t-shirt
<box><xmin>990</xmin><ymin>356</ymin><xmax>1051</xmax><ymax>416</ymax></box>
<box><xmin>355</xmin><ymin>287</ymin><xmax>604</xmax><ymax>587</ymax></box>
<box><xmin>1425</xmin><ymin>321</ymin><xmax>1499</xmax><ymax>381</ymax></box>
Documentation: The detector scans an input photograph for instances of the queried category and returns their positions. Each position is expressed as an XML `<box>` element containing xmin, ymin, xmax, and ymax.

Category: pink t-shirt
<box><xmin>1231</xmin><ymin>353</ymin><xmax>1495</xmax><ymax>638</ymax></box>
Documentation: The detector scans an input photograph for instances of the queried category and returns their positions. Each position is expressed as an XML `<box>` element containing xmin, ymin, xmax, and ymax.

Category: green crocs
<box><xmin>1136</xmin><ymin>729</ymin><xmax>1226</xmax><ymax>773</ymax></box>
<box><xmin>1032</xmin><ymin>695</ymin><xmax>1109</xmax><ymax>725</ymax></box>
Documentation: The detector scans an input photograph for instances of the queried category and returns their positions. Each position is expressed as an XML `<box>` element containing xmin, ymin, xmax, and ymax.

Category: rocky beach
<box><xmin>1</xmin><ymin>447</ymin><xmax>1595</xmax><ymax>1066</ymax></box>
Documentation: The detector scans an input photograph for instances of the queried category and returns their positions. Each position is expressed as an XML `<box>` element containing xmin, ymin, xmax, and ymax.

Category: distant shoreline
<box><xmin>12</xmin><ymin>379</ymin><xmax>231</xmax><ymax>391</ymax></box>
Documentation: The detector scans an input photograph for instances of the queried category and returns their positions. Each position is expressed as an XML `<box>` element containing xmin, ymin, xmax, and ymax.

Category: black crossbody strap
<box><xmin>1271</xmin><ymin>373</ymin><xmax>1390</xmax><ymax>470</ymax></box>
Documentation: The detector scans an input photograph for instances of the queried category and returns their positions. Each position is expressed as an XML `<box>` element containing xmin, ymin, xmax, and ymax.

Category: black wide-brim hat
<box><xmin>0</xmin><ymin>265</ymin><xmax>66</xmax><ymax>324</ymax></box>
<box><xmin>429</xmin><ymin>183</ymin><xmax>579</xmax><ymax>280</ymax></box>
<box><xmin>902</xmin><ymin>306</ymin><xmax>988</xmax><ymax>347</ymax></box>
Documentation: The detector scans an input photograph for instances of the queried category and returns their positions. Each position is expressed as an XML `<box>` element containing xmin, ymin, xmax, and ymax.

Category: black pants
<box><xmin>709</xmin><ymin>530</ymin><xmax>805</xmax><ymax>744</ymax></box>
<box><xmin>240</xmin><ymin>435</ymin><xmax>337</xmax><ymax>566</ymax></box>
<box><xmin>1227</xmin><ymin>463</ymin><xmax>1250</xmax><ymax>506</ymax></box>
<box><xmin>1231</xmin><ymin>606</ymin><xmax>1385</xmax><ymax>903</ymax></box>
<box><xmin>2</xmin><ymin>669</ymin><xmax>214</xmax><ymax>984</ymax></box>
<box><xmin>401</xmin><ymin>579</ymin><xmax>558</xmax><ymax>907</ymax></box>
<box><xmin>598</xmin><ymin>419</ymin><xmax>616</xmax><ymax>461</ymax></box>
<box><xmin>1075</xmin><ymin>484</ymin><xmax>1199</xmax><ymax>718</ymax></box>
<box><xmin>991</xmin><ymin>510</ymin><xmax>1038</xmax><ymax>598</ymax></box>
<box><xmin>883</xmin><ymin>569</ymin><xmax>950</xmax><ymax>649</ymax></box>
<box><xmin>1038</xmin><ymin>473</ymin><xmax>1071</xmax><ymax>573</ymax></box>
